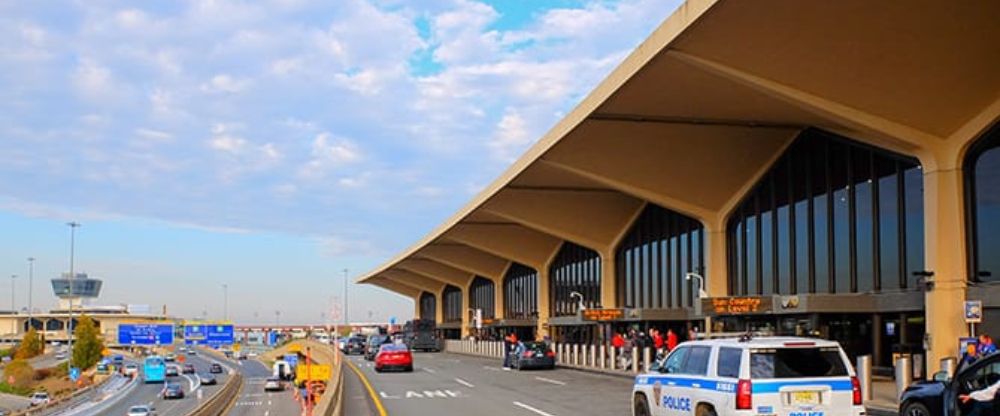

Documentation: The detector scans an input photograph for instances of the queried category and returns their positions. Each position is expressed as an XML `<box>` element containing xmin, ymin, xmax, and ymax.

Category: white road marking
<box><xmin>423</xmin><ymin>368</ymin><xmax>437</xmax><ymax>374</ymax></box>
<box><xmin>514</xmin><ymin>401</ymin><xmax>557</xmax><ymax>416</ymax></box>
<box><xmin>454</xmin><ymin>378</ymin><xmax>475</xmax><ymax>388</ymax></box>
<box><xmin>264</xmin><ymin>412</ymin><xmax>269</xmax><ymax>416</ymax></box>
<box><xmin>483</xmin><ymin>366</ymin><xmax>501</xmax><ymax>371</ymax></box>
<box><xmin>534</xmin><ymin>376</ymin><xmax>566</xmax><ymax>386</ymax></box>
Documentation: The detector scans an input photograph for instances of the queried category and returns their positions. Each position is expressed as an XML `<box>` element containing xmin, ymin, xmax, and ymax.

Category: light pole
<box><xmin>342</xmin><ymin>269</ymin><xmax>349</xmax><ymax>327</ymax></box>
<box><xmin>275</xmin><ymin>310</ymin><xmax>280</xmax><ymax>326</ymax></box>
<box><xmin>222</xmin><ymin>284</ymin><xmax>229</xmax><ymax>321</ymax></box>
<box><xmin>685</xmin><ymin>272</ymin><xmax>710</xmax><ymax>337</ymax></box>
<box><xmin>66</xmin><ymin>221</ymin><xmax>80</xmax><ymax>372</ymax></box>
<box><xmin>9</xmin><ymin>275</ymin><xmax>16</xmax><ymax>335</ymax></box>
<box><xmin>27</xmin><ymin>258</ymin><xmax>34</xmax><ymax>328</ymax></box>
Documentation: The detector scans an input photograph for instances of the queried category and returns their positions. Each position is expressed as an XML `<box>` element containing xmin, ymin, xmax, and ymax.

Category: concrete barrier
<box><xmin>261</xmin><ymin>340</ymin><xmax>344</xmax><ymax>416</ymax></box>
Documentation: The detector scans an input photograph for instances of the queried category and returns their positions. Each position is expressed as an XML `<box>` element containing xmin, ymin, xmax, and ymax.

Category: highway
<box><xmin>343</xmin><ymin>352</ymin><xmax>634</xmax><ymax>416</ymax></box>
<box><xmin>226</xmin><ymin>358</ymin><xmax>301</xmax><ymax>416</ymax></box>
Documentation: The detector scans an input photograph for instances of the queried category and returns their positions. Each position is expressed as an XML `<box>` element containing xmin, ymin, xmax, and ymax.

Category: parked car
<box><xmin>900</xmin><ymin>351</ymin><xmax>1000</xmax><ymax>416</ymax></box>
<box><xmin>164</xmin><ymin>353</ymin><xmax>176</xmax><ymax>362</ymax></box>
<box><xmin>375</xmin><ymin>344</ymin><xmax>413</xmax><ymax>373</ymax></box>
<box><xmin>28</xmin><ymin>392</ymin><xmax>50</xmax><ymax>407</ymax></box>
<box><xmin>510</xmin><ymin>341</ymin><xmax>556</xmax><ymax>370</ymax></box>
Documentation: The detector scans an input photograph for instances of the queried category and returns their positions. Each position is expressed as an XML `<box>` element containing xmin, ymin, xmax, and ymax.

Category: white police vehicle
<box><xmin>632</xmin><ymin>336</ymin><xmax>864</xmax><ymax>416</ymax></box>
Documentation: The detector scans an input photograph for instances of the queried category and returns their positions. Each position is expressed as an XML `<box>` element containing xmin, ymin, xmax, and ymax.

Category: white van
<box><xmin>632</xmin><ymin>336</ymin><xmax>864</xmax><ymax>416</ymax></box>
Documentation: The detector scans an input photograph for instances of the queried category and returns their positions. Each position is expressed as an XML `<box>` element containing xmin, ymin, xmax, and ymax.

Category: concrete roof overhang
<box><xmin>359</xmin><ymin>0</ymin><xmax>1000</xmax><ymax>298</ymax></box>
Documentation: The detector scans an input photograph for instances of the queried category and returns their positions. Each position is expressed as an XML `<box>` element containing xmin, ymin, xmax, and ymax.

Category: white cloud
<box><xmin>72</xmin><ymin>58</ymin><xmax>113</xmax><ymax>99</ymax></box>
<box><xmin>200</xmin><ymin>74</ymin><xmax>251</xmax><ymax>94</ymax></box>
<box><xmin>135</xmin><ymin>128</ymin><xmax>173</xmax><ymax>142</ymax></box>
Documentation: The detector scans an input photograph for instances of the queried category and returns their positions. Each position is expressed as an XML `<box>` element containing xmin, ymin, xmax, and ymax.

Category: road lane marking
<box><xmin>345</xmin><ymin>356</ymin><xmax>388</xmax><ymax>416</ymax></box>
<box><xmin>454</xmin><ymin>378</ymin><xmax>475</xmax><ymax>388</ymax></box>
<box><xmin>514</xmin><ymin>401</ymin><xmax>557</xmax><ymax>416</ymax></box>
<box><xmin>424</xmin><ymin>368</ymin><xmax>437</xmax><ymax>374</ymax></box>
<box><xmin>483</xmin><ymin>366</ymin><xmax>501</xmax><ymax>371</ymax></box>
<box><xmin>534</xmin><ymin>376</ymin><xmax>566</xmax><ymax>386</ymax></box>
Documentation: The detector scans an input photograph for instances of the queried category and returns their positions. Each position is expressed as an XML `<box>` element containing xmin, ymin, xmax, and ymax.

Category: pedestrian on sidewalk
<box><xmin>666</xmin><ymin>329</ymin><xmax>678</xmax><ymax>352</ymax></box>
<box><xmin>978</xmin><ymin>333</ymin><xmax>997</xmax><ymax>357</ymax></box>
<box><xmin>502</xmin><ymin>331</ymin><xmax>518</xmax><ymax>370</ymax></box>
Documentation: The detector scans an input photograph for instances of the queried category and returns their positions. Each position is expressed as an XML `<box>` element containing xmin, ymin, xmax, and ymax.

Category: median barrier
<box><xmin>261</xmin><ymin>339</ymin><xmax>344</xmax><ymax>416</ymax></box>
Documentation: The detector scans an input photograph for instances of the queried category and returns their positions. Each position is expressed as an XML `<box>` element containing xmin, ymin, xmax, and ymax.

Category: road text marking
<box><xmin>514</xmin><ymin>401</ymin><xmax>557</xmax><ymax>416</ymax></box>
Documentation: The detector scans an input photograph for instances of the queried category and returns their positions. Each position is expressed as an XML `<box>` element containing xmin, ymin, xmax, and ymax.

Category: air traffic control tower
<box><xmin>51</xmin><ymin>272</ymin><xmax>103</xmax><ymax>311</ymax></box>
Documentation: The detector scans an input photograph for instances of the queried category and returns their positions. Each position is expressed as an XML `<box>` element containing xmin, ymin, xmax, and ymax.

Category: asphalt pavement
<box><xmin>0</xmin><ymin>392</ymin><xmax>30</xmax><ymax>414</ymax></box>
<box><xmin>226</xmin><ymin>358</ymin><xmax>301</xmax><ymax>416</ymax></box>
<box><xmin>343</xmin><ymin>351</ymin><xmax>634</xmax><ymax>416</ymax></box>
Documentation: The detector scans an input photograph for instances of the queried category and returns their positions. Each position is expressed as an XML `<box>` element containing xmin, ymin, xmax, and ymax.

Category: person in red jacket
<box><xmin>666</xmin><ymin>328</ymin><xmax>679</xmax><ymax>351</ymax></box>
<box><xmin>612</xmin><ymin>332</ymin><xmax>625</xmax><ymax>349</ymax></box>
<box><xmin>653</xmin><ymin>329</ymin><xmax>664</xmax><ymax>350</ymax></box>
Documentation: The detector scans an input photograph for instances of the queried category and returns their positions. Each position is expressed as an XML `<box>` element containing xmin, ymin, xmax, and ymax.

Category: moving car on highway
<box><xmin>264</xmin><ymin>377</ymin><xmax>284</xmax><ymax>392</ymax></box>
<box><xmin>343</xmin><ymin>337</ymin><xmax>366</xmax><ymax>355</ymax></box>
<box><xmin>124</xmin><ymin>363</ymin><xmax>140</xmax><ymax>377</ymax></box>
<box><xmin>163</xmin><ymin>383</ymin><xmax>184</xmax><ymax>399</ymax></box>
<box><xmin>29</xmin><ymin>391</ymin><xmax>50</xmax><ymax>407</ymax></box>
<box><xmin>210</xmin><ymin>363</ymin><xmax>223</xmax><ymax>374</ymax></box>
<box><xmin>900</xmin><ymin>350</ymin><xmax>1000</xmax><ymax>416</ymax></box>
<box><xmin>375</xmin><ymin>343</ymin><xmax>413</xmax><ymax>373</ymax></box>
<box><xmin>510</xmin><ymin>341</ymin><xmax>556</xmax><ymax>370</ymax></box>
<box><xmin>365</xmin><ymin>334</ymin><xmax>391</xmax><ymax>361</ymax></box>
<box><xmin>165</xmin><ymin>365</ymin><xmax>179</xmax><ymax>377</ymax></box>
<box><xmin>164</xmin><ymin>353</ymin><xmax>176</xmax><ymax>362</ymax></box>
<box><xmin>182</xmin><ymin>364</ymin><xmax>195</xmax><ymax>374</ymax></box>
<box><xmin>631</xmin><ymin>336</ymin><xmax>863</xmax><ymax>416</ymax></box>
<box><xmin>126</xmin><ymin>405</ymin><xmax>155</xmax><ymax>416</ymax></box>
<box><xmin>198</xmin><ymin>373</ymin><xmax>217</xmax><ymax>385</ymax></box>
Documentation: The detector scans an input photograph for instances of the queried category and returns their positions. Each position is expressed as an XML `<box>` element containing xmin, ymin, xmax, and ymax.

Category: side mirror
<box><xmin>933</xmin><ymin>371</ymin><xmax>950</xmax><ymax>382</ymax></box>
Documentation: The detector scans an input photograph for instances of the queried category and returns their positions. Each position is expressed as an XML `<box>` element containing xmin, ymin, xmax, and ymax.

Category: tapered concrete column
<box><xmin>436</xmin><ymin>288</ymin><xmax>445</xmax><ymax>326</ymax></box>
<box><xmin>461</xmin><ymin>286</ymin><xmax>472</xmax><ymax>338</ymax></box>
<box><xmin>922</xmin><ymin>164</ymin><xmax>968</xmax><ymax>377</ymax></box>
<box><xmin>705</xmin><ymin>227</ymin><xmax>728</xmax><ymax>297</ymax></box>
<box><xmin>601</xmin><ymin>252</ymin><xmax>617</xmax><ymax>308</ymax></box>
<box><xmin>537</xmin><ymin>267</ymin><xmax>551</xmax><ymax>339</ymax></box>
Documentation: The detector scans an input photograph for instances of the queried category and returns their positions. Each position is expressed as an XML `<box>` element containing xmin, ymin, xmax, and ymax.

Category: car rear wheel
<box><xmin>633</xmin><ymin>394</ymin><xmax>651</xmax><ymax>416</ymax></box>
<box><xmin>695</xmin><ymin>405</ymin><xmax>717</xmax><ymax>416</ymax></box>
<box><xmin>902</xmin><ymin>402</ymin><xmax>931</xmax><ymax>416</ymax></box>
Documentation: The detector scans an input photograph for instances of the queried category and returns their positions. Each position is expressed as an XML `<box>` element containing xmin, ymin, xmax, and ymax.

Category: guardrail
<box><xmin>444</xmin><ymin>339</ymin><xmax>654</xmax><ymax>376</ymax></box>
<box><xmin>15</xmin><ymin>368</ymin><xmax>123</xmax><ymax>416</ymax></box>
<box><xmin>188</xmin><ymin>371</ymin><xmax>243</xmax><ymax>416</ymax></box>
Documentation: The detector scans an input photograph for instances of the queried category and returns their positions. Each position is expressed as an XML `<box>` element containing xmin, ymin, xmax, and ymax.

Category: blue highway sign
<box><xmin>118</xmin><ymin>323</ymin><xmax>175</xmax><ymax>345</ymax></box>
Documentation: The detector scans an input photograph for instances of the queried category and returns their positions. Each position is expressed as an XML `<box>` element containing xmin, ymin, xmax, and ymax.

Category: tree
<box><xmin>71</xmin><ymin>315</ymin><xmax>104</xmax><ymax>370</ymax></box>
<box><xmin>15</xmin><ymin>328</ymin><xmax>44</xmax><ymax>360</ymax></box>
<box><xmin>2</xmin><ymin>359</ymin><xmax>34</xmax><ymax>390</ymax></box>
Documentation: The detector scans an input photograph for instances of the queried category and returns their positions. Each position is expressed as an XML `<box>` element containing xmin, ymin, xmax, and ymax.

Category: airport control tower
<box><xmin>51</xmin><ymin>272</ymin><xmax>103</xmax><ymax>310</ymax></box>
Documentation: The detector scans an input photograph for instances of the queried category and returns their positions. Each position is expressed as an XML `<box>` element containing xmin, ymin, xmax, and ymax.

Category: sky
<box><xmin>0</xmin><ymin>0</ymin><xmax>682</xmax><ymax>325</ymax></box>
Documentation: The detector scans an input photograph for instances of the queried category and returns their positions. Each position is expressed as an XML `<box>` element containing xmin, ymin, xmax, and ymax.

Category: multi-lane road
<box><xmin>226</xmin><ymin>358</ymin><xmax>301</xmax><ymax>416</ymax></box>
<box><xmin>343</xmin><ymin>351</ymin><xmax>634</xmax><ymax>416</ymax></box>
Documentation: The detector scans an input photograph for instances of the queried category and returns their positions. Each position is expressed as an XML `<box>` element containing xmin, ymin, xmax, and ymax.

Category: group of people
<box><xmin>958</xmin><ymin>333</ymin><xmax>998</xmax><ymax>416</ymax></box>
<box><xmin>610</xmin><ymin>327</ymin><xmax>696</xmax><ymax>369</ymax></box>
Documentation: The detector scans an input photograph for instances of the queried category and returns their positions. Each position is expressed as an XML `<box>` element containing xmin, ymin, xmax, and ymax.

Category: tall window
<box><xmin>616</xmin><ymin>204</ymin><xmax>704</xmax><ymax>309</ymax></box>
<box><xmin>469</xmin><ymin>276</ymin><xmax>496</xmax><ymax>320</ymax></box>
<box><xmin>504</xmin><ymin>263</ymin><xmax>538</xmax><ymax>320</ymax></box>
<box><xmin>442</xmin><ymin>285</ymin><xmax>463</xmax><ymax>323</ymax></box>
<box><xmin>419</xmin><ymin>292</ymin><xmax>436</xmax><ymax>321</ymax></box>
<box><xmin>966</xmin><ymin>124</ymin><xmax>1000</xmax><ymax>283</ymax></box>
<box><xmin>549</xmin><ymin>242</ymin><xmax>602</xmax><ymax>316</ymax></box>
<box><xmin>727</xmin><ymin>129</ymin><xmax>924</xmax><ymax>295</ymax></box>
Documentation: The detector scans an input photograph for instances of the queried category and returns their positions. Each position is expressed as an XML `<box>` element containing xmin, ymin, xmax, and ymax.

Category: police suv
<box><xmin>632</xmin><ymin>336</ymin><xmax>864</xmax><ymax>416</ymax></box>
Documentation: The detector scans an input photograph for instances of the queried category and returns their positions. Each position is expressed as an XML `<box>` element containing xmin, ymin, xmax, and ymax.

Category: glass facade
<box><xmin>616</xmin><ymin>204</ymin><xmax>704</xmax><ymax>309</ymax></box>
<box><xmin>442</xmin><ymin>285</ymin><xmax>463</xmax><ymax>323</ymax></box>
<box><xmin>503</xmin><ymin>263</ymin><xmax>538</xmax><ymax>320</ymax></box>
<box><xmin>550</xmin><ymin>242</ymin><xmax>602</xmax><ymax>316</ymax></box>
<box><xmin>469</xmin><ymin>276</ymin><xmax>496</xmax><ymax>320</ymax></box>
<box><xmin>727</xmin><ymin>129</ymin><xmax>924</xmax><ymax>295</ymax></box>
<box><xmin>966</xmin><ymin>123</ymin><xmax>1000</xmax><ymax>282</ymax></box>
<box><xmin>419</xmin><ymin>291</ymin><xmax>436</xmax><ymax>321</ymax></box>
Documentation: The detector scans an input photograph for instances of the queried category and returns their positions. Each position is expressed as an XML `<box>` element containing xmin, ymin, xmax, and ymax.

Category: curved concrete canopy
<box><xmin>359</xmin><ymin>0</ymin><xmax>1000</xmax><ymax>306</ymax></box>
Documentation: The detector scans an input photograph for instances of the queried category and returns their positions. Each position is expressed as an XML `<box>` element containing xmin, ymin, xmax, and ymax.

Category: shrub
<box><xmin>2</xmin><ymin>359</ymin><xmax>34</xmax><ymax>390</ymax></box>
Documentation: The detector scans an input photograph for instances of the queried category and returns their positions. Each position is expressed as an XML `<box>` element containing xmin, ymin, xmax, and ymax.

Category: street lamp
<box><xmin>275</xmin><ymin>310</ymin><xmax>281</xmax><ymax>326</ymax></box>
<box><xmin>222</xmin><ymin>284</ymin><xmax>229</xmax><ymax>321</ymax></box>
<box><xmin>342</xmin><ymin>269</ymin><xmax>349</xmax><ymax>326</ymax></box>
<box><xmin>27</xmin><ymin>258</ymin><xmax>34</xmax><ymax>327</ymax></box>
<box><xmin>570</xmin><ymin>291</ymin><xmax>586</xmax><ymax>311</ymax></box>
<box><xmin>9</xmin><ymin>275</ymin><xmax>16</xmax><ymax>335</ymax></box>
<box><xmin>66</xmin><ymin>221</ymin><xmax>81</xmax><ymax>373</ymax></box>
<box><xmin>685</xmin><ymin>272</ymin><xmax>710</xmax><ymax>337</ymax></box>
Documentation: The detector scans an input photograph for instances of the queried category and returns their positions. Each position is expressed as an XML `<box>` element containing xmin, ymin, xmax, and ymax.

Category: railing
<box><xmin>443</xmin><ymin>339</ymin><xmax>656</xmax><ymax>376</ymax></box>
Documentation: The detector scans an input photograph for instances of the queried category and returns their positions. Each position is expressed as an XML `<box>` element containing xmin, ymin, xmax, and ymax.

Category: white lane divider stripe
<box><xmin>454</xmin><ymin>378</ymin><xmax>475</xmax><ymax>388</ymax></box>
<box><xmin>424</xmin><ymin>368</ymin><xmax>437</xmax><ymax>374</ymax></box>
<box><xmin>534</xmin><ymin>376</ymin><xmax>566</xmax><ymax>386</ymax></box>
<box><xmin>513</xmin><ymin>401</ymin><xmax>557</xmax><ymax>416</ymax></box>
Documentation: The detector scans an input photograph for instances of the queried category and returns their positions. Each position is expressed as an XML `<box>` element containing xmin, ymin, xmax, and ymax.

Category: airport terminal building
<box><xmin>360</xmin><ymin>0</ymin><xmax>1000</xmax><ymax>376</ymax></box>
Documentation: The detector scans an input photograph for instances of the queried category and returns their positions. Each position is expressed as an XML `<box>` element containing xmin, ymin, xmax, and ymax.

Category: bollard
<box><xmin>599</xmin><ymin>345</ymin><xmax>606</xmax><ymax>369</ymax></box>
<box><xmin>895</xmin><ymin>357</ymin><xmax>913</xmax><ymax>399</ymax></box>
<box><xmin>581</xmin><ymin>345</ymin><xmax>588</xmax><ymax>367</ymax></box>
<box><xmin>941</xmin><ymin>357</ymin><xmax>957</xmax><ymax>379</ymax></box>
<box><xmin>587</xmin><ymin>345</ymin><xmax>595</xmax><ymax>367</ymax></box>
<box><xmin>643</xmin><ymin>347</ymin><xmax>652</xmax><ymax>374</ymax></box>
<box><xmin>857</xmin><ymin>355</ymin><xmax>872</xmax><ymax>402</ymax></box>
<box><xmin>572</xmin><ymin>344</ymin><xmax>580</xmax><ymax>366</ymax></box>
<box><xmin>912</xmin><ymin>353</ymin><xmax>924</xmax><ymax>380</ymax></box>
<box><xmin>631</xmin><ymin>347</ymin><xmax>639</xmax><ymax>373</ymax></box>
<box><xmin>609</xmin><ymin>347</ymin><xmax>617</xmax><ymax>370</ymax></box>
<box><xmin>555</xmin><ymin>343</ymin><xmax>562</xmax><ymax>364</ymax></box>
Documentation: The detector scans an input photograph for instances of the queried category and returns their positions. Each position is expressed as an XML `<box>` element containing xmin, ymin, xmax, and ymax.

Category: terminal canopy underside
<box><xmin>360</xmin><ymin>0</ymin><xmax>1000</xmax><ymax>372</ymax></box>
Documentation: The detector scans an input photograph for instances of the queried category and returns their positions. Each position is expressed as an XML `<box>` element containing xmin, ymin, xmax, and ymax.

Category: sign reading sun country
<box><xmin>118</xmin><ymin>323</ymin><xmax>175</xmax><ymax>345</ymax></box>
<box><xmin>183</xmin><ymin>322</ymin><xmax>235</xmax><ymax>347</ymax></box>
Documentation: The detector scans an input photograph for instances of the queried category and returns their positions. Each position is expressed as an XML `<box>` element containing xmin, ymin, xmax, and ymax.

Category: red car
<box><xmin>374</xmin><ymin>344</ymin><xmax>413</xmax><ymax>373</ymax></box>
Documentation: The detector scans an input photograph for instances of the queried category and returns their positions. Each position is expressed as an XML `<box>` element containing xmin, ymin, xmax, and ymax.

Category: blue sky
<box><xmin>0</xmin><ymin>0</ymin><xmax>681</xmax><ymax>324</ymax></box>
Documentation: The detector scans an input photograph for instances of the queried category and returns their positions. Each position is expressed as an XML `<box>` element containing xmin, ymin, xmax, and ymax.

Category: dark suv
<box><xmin>900</xmin><ymin>352</ymin><xmax>1000</xmax><ymax>416</ymax></box>
<box><xmin>343</xmin><ymin>337</ymin><xmax>366</xmax><ymax>355</ymax></box>
<box><xmin>365</xmin><ymin>335</ymin><xmax>390</xmax><ymax>361</ymax></box>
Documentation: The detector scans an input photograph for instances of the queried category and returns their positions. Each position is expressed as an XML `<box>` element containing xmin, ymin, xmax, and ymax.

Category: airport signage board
<box><xmin>295</xmin><ymin>364</ymin><xmax>331</xmax><ymax>384</ymax></box>
<box><xmin>581</xmin><ymin>308</ymin><xmax>625</xmax><ymax>322</ymax></box>
<box><xmin>706</xmin><ymin>297</ymin><xmax>773</xmax><ymax>315</ymax></box>
<box><xmin>118</xmin><ymin>323</ymin><xmax>175</xmax><ymax>345</ymax></box>
<box><xmin>184</xmin><ymin>323</ymin><xmax>235</xmax><ymax>346</ymax></box>
<box><xmin>965</xmin><ymin>300</ymin><xmax>983</xmax><ymax>324</ymax></box>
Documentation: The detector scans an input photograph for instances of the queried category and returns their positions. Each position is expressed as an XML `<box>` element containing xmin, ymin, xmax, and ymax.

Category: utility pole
<box><xmin>222</xmin><ymin>284</ymin><xmax>229</xmax><ymax>321</ymax></box>
<box><xmin>27</xmin><ymin>258</ymin><xmax>34</xmax><ymax>328</ymax></box>
<box><xmin>66</xmin><ymin>221</ymin><xmax>80</xmax><ymax>374</ymax></box>
<box><xmin>9</xmin><ymin>275</ymin><xmax>16</xmax><ymax>335</ymax></box>
<box><xmin>342</xmin><ymin>269</ymin><xmax>349</xmax><ymax>327</ymax></box>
